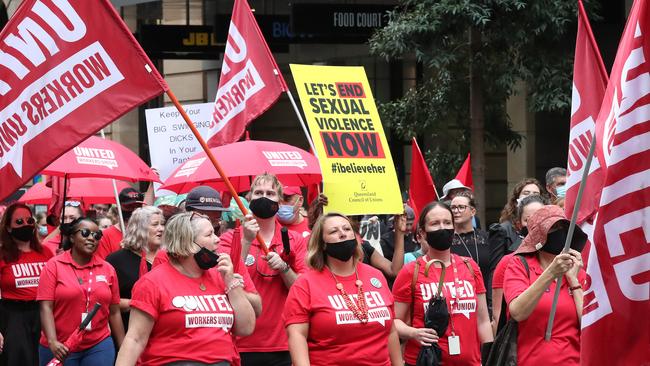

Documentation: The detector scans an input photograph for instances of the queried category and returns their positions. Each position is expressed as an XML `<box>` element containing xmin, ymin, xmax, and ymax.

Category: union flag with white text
<box><xmin>0</xmin><ymin>0</ymin><xmax>168</xmax><ymax>201</ymax></box>
<box><xmin>565</xmin><ymin>0</ymin><xmax>607</xmax><ymax>225</ymax></box>
<box><xmin>581</xmin><ymin>0</ymin><xmax>650</xmax><ymax>364</ymax></box>
<box><xmin>207</xmin><ymin>0</ymin><xmax>288</xmax><ymax>147</ymax></box>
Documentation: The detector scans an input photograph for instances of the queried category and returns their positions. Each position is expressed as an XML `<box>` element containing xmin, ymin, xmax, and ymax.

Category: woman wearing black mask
<box><xmin>116</xmin><ymin>212</ymin><xmax>255</xmax><ymax>365</ymax></box>
<box><xmin>504</xmin><ymin>205</ymin><xmax>586</xmax><ymax>366</ymax></box>
<box><xmin>284</xmin><ymin>213</ymin><xmax>402</xmax><ymax>366</ymax></box>
<box><xmin>219</xmin><ymin>173</ymin><xmax>308</xmax><ymax>366</ymax></box>
<box><xmin>0</xmin><ymin>203</ymin><xmax>53</xmax><ymax>366</ymax></box>
<box><xmin>392</xmin><ymin>202</ymin><xmax>493</xmax><ymax>366</ymax></box>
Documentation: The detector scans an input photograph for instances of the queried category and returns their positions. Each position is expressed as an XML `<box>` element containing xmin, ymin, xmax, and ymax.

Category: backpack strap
<box><xmin>515</xmin><ymin>254</ymin><xmax>530</xmax><ymax>278</ymax></box>
<box><xmin>409</xmin><ymin>259</ymin><xmax>422</xmax><ymax>322</ymax></box>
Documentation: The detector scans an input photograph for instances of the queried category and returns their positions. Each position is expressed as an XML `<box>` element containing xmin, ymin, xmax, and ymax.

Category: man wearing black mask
<box><xmin>185</xmin><ymin>186</ymin><xmax>228</xmax><ymax>234</ymax></box>
<box><xmin>218</xmin><ymin>173</ymin><xmax>308</xmax><ymax>366</ymax></box>
<box><xmin>96</xmin><ymin>187</ymin><xmax>145</xmax><ymax>259</ymax></box>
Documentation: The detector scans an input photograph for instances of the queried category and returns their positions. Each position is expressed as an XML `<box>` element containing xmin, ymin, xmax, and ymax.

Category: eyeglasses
<box><xmin>450</xmin><ymin>205</ymin><xmax>469</xmax><ymax>212</ymax></box>
<box><xmin>65</xmin><ymin>201</ymin><xmax>82</xmax><ymax>207</ymax></box>
<box><xmin>190</xmin><ymin>211</ymin><xmax>208</xmax><ymax>221</ymax></box>
<box><xmin>75</xmin><ymin>228</ymin><xmax>103</xmax><ymax>240</ymax></box>
<box><xmin>14</xmin><ymin>217</ymin><xmax>35</xmax><ymax>226</ymax></box>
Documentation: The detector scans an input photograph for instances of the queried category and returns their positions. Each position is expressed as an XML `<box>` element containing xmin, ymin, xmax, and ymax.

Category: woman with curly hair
<box><xmin>106</xmin><ymin>206</ymin><xmax>164</xmax><ymax>331</ymax></box>
<box><xmin>488</xmin><ymin>178</ymin><xmax>544</xmax><ymax>291</ymax></box>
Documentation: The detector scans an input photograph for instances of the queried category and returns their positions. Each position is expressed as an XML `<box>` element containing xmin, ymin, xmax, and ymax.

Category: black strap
<box><xmin>496</xmin><ymin>254</ymin><xmax>529</xmax><ymax>333</ymax></box>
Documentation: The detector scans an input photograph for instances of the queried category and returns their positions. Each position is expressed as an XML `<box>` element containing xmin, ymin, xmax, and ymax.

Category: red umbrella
<box><xmin>161</xmin><ymin>140</ymin><xmax>321</xmax><ymax>193</ymax></box>
<box><xmin>19</xmin><ymin>179</ymin><xmax>132</xmax><ymax>205</ymax></box>
<box><xmin>42</xmin><ymin>136</ymin><xmax>160</xmax><ymax>183</ymax></box>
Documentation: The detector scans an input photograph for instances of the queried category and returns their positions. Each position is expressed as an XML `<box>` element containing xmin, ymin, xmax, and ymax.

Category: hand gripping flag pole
<box><xmin>166</xmin><ymin>89</ymin><xmax>270</xmax><ymax>255</ymax></box>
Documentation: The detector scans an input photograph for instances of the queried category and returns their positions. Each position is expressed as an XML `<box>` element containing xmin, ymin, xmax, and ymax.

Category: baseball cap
<box><xmin>440</xmin><ymin>179</ymin><xmax>470</xmax><ymax>201</ymax></box>
<box><xmin>185</xmin><ymin>186</ymin><xmax>227</xmax><ymax>212</ymax></box>
<box><xmin>119</xmin><ymin>187</ymin><xmax>145</xmax><ymax>206</ymax></box>
<box><xmin>283</xmin><ymin>186</ymin><xmax>302</xmax><ymax>197</ymax></box>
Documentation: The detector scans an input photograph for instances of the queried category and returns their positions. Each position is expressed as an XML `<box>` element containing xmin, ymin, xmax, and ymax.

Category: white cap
<box><xmin>440</xmin><ymin>179</ymin><xmax>469</xmax><ymax>201</ymax></box>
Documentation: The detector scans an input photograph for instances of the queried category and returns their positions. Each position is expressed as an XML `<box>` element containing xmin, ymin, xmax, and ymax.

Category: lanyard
<box><xmin>71</xmin><ymin>266</ymin><xmax>93</xmax><ymax>312</ymax></box>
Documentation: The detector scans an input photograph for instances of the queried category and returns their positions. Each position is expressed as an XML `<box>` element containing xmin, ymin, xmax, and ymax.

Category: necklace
<box><xmin>175</xmin><ymin>262</ymin><xmax>207</xmax><ymax>291</ymax></box>
<box><xmin>455</xmin><ymin>231</ymin><xmax>479</xmax><ymax>264</ymax></box>
<box><xmin>329</xmin><ymin>267</ymin><xmax>369</xmax><ymax>324</ymax></box>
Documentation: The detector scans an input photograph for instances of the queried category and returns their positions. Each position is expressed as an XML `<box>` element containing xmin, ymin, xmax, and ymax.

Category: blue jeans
<box><xmin>39</xmin><ymin>337</ymin><xmax>114</xmax><ymax>366</ymax></box>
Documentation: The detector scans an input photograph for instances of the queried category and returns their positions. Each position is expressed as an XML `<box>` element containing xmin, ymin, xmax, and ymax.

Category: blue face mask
<box><xmin>556</xmin><ymin>184</ymin><xmax>567</xmax><ymax>198</ymax></box>
<box><xmin>277</xmin><ymin>204</ymin><xmax>296</xmax><ymax>224</ymax></box>
<box><xmin>38</xmin><ymin>225</ymin><xmax>48</xmax><ymax>237</ymax></box>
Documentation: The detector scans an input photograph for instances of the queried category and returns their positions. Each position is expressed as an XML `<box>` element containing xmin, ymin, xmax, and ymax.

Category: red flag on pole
<box><xmin>408</xmin><ymin>138</ymin><xmax>438</xmax><ymax>218</ymax></box>
<box><xmin>46</xmin><ymin>175</ymin><xmax>65</xmax><ymax>220</ymax></box>
<box><xmin>0</xmin><ymin>0</ymin><xmax>168</xmax><ymax>201</ymax></box>
<box><xmin>454</xmin><ymin>153</ymin><xmax>473</xmax><ymax>190</ymax></box>
<box><xmin>564</xmin><ymin>0</ymin><xmax>608</xmax><ymax>224</ymax></box>
<box><xmin>207</xmin><ymin>0</ymin><xmax>288</xmax><ymax>147</ymax></box>
<box><xmin>581</xmin><ymin>0</ymin><xmax>650</xmax><ymax>364</ymax></box>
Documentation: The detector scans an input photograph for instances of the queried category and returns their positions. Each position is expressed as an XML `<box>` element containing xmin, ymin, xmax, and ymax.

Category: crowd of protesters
<box><xmin>0</xmin><ymin>166</ymin><xmax>588</xmax><ymax>366</ymax></box>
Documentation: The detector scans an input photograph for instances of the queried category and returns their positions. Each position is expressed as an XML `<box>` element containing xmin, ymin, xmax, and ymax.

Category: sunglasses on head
<box><xmin>15</xmin><ymin>217</ymin><xmax>35</xmax><ymax>226</ymax></box>
<box><xmin>75</xmin><ymin>228</ymin><xmax>103</xmax><ymax>240</ymax></box>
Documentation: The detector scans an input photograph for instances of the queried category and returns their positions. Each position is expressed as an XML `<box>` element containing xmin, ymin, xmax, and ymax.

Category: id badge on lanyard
<box><xmin>75</xmin><ymin>269</ymin><xmax>93</xmax><ymax>331</ymax></box>
<box><xmin>447</xmin><ymin>255</ymin><xmax>462</xmax><ymax>356</ymax></box>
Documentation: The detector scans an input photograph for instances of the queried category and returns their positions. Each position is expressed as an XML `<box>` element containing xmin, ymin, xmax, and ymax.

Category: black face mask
<box><xmin>249</xmin><ymin>197</ymin><xmax>279</xmax><ymax>219</ymax></box>
<box><xmin>194</xmin><ymin>246</ymin><xmax>220</xmax><ymax>270</ymax></box>
<box><xmin>10</xmin><ymin>225</ymin><xmax>35</xmax><ymax>242</ymax></box>
<box><xmin>543</xmin><ymin>228</ymin><xmax>588</xmax><ymax>255</ymax></box>
<box><xmin>425</xmin><ymin>228</ymin><xmax>454</xmax><ymax>251</ymax></box>
<box><xmin>122</xmin><ymin>210</ymin><xmax>133</xmax><ymax>222</ymax></box>
<box><xmin>519</xmin><ymin>226</ymin><xmax>529</xmax><ymax>237</ymax></box>
<box><xmin>325</xmin><ymin>238</ymin><xmax>358</xmax><ymax>262</ymax></box>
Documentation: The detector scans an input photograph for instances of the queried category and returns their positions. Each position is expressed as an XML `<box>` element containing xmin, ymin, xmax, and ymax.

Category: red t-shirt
<box><xmin>284</xmin><ymin>263</ymin><xmax>394</xmax><ymax>366</ymax></box>
<box><xmin>42</xmin><ymin>234</ymin><xmax>62</xmax><ymax>255</ymax></box>
<box><xmin>95</xmin><ymin>225</ymin><xmax>122</xmax><ymax>260</ymax></box>
<box><xmin>130</xmin><ymin>262</ymin><xmax>238</xmax><ymax>366</ymax></box>
<box><xmin>491</xmin><ymin>253</ymin><xmax>514</xmax><ymax>290</ymax></box>
<box><xmin>0</xmin><ymin>248</ymin><xmax>53</xmax><ymax>300</ymax></box>
<box><xmin>283</xmin><ymin>218</ymin><xmax>311</xmax><ymax>238</ymax></box>
<box><xmin>219</xmin><ymin>222</ymin><xmax>307</xmax><ymax>352</ymax></box>
<box><xmin>37</xmin><ymin>251</ymin><xmax>120</xmax><ymax>351</ymax></box>
<box><xmin>152</xmin><ymin>249</ymin><xmax>258</xmax><ymax>294</ymax></box>
<box><xmin>393</xmin><ymin>254</ymin><xmax>486</xmax><ymax>366</ymax></box>
<box><xmin>503</xmin><ymin>254</ymin><xmax>585</xmax><ymax>366</ymax></box>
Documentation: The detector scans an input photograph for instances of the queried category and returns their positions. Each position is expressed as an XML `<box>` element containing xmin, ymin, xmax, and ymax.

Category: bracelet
<box><xmin>225</xmin><ymin>279</ymin><xmax>244</xmax><ymax>294</ymax></box>
<box><xmin>569</xmin><ymin>284</ymin><xmax>582</xmax><ymax>294</ymax></box>
<box><xmin>281</xmin><ymin>262</ymin><xmax>291</xmax><ymax>274</ymax></box>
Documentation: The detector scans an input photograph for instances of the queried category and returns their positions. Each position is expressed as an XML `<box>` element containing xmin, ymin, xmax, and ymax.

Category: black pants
<box><xmin>0</xmin><ymin>300</ymin><xmax>40</xmax><ymax>366</ymax></box>
<box><xmin>240</xmin><ymin>351</ymin><xmax>291</xmax><ymax>366</ymax></box>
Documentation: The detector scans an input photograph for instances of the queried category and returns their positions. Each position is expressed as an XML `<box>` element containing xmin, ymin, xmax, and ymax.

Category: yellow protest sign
<box><xmin>290</xmin><ymin>64</ymin><xmax>403</xmax><ymax>215</ymax></box>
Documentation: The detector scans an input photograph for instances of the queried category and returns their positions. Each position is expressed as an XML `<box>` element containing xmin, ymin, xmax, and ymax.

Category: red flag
<box><xmin>0</xmin><ymin>0</ymin><xmax>168</xmax><ymax>201</ymax></box>
<box><xmin>564</xmin><ymin>0</ymin><xmax>608</xmax><ymax>224</ymax></box>
<box><xmin>46</xmin><ymin>175</ymin><xmax>65</xmax><ymax>219</ymax></box>
<box><xmin>207</xmin><ymin>0</ymin><xmax>288</xmax><ymax>147</ymax></box>
<box><xmin>582</xmin><ymin>0</ymin><xmax>650</xmax><ymax>364</ymax></box>
<box><xmin>454</xmin><ymin>153</ymin><xmax>473</xmax><ymax>190</ymax></box>
<box><xmin>408</xmin><ymin>138</ymin><xmax>438</xmax><ymax>218</ymax></box>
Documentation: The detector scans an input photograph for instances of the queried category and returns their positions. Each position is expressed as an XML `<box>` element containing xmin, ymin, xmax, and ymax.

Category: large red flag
<box><xmin>581</xmin><ymin>0</ymin><xmax>650</xmax><ymax>364</ymax></box>
<box><xmin>565</xmin><ymin>0</ymin><xmax>608</xmax><ymax>224</ymax></box>
<box><xmin>207</xmin><ymin>0</ymin><xmax>288</xmax><ymax>147</ymax></box>
<box><xmin>408</xmin><ymin>138</ymin><xmax>438</xmax><ymax>218</ymax></box>
<box><xmin>0</xmin><ymin>0</ymin><xmax>168</xmax><ymax>201</ymax></box>
<box><xmin>454</xmin><ymin>153</ymin><xmax>473</xmax><ymax>190</ymax></box>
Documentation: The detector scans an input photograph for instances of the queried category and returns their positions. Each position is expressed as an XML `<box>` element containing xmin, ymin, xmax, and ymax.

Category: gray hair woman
<box><xmin>115</xmin><ymin>212</ymin><xmax>255</xmax><ymax>366</ymax></box>
<box><xmin>106</xmin><ymin>206</ymin><xmax>164</xmax><ymax>331</ymax></box>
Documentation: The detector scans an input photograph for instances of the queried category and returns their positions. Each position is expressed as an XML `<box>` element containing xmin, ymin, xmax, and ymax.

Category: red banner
<box><xmin>565</xmin><ymin>0</ymin><xmax>608</xmax><ymax>224</ymax></box>
<box><xmin>0</xmin><ymin>0</ymin><xmax>168</xmax><ymax>201</ymax></box>
<box><xmin>207</xmin><ymin>0</ymin><xmax>287</xmax><ymax>147</ymax></box>
<box><xmin>582</xmin><ymin>0</ymin><xmax>650</xmax><ymax>364</ymax></box>
<box><xmin>408</xmin><ymin>138</ymin><xmax>438</xmax><ymax>220</ymax></box>
<box><xmin>454</xmin><ymin>153</ymin><xmax>473</xmax><ymax>190</ymax></box>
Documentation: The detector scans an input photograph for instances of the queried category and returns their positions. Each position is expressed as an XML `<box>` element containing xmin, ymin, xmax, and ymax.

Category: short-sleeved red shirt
<box><xmin>392</xmin><ymin>254</ymin><xmax>486</xmax><ymax>366</ymax></box>
<box><xmin>151</xmin><ymin>249</ymin><xmax>258</xmax><ymax>294</ymax></box>
<box><xmin>0</xmin><ymin>248</ymin><xmax>53</xmax><ymax>300</ymax></box>
<box><xmin>491</xmin><ymin>253</ymin><xmax>514</xmax><ymax>290</ymax></box>
<box><xmin>130</xmin><ymin>262</ymin><xmax>238</xmax><ymax>366</ymax></box>
<box><xmin>503</xmin><ymin>254</ymin><xmax>585</xmax><ymax>366</ymax></box>
<box><xmin>95</xmin><ymin>225</ymin><xmax>122</xmax><ymax>260</ymax></box>
<box><xmin>219</xmin><ymin>223</ymin><xmax>307</xmax><ymax>352</ymax></box>
<box><xmin>37</xmin><ymin>251</ymin><xmax>120</xmax><ymax>351</ymax></box>
<box><xmin>284</xmin><ymin>263</ymin><xmax>394</xmax><ymax>366</ymax></box>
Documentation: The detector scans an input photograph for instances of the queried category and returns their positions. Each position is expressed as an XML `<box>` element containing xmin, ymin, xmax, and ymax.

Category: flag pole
<box><xmin>285</xmin><ymin>89</ymin><xmax>318</xmax><ymax>158</ymax></box>
<box><xmin>165</xmin><ymin>89</ymin><xmax>270</xmax><ymax>255</ymax></box>
<box><xmin>544</xmin><ymin>134</ymin><xmax>596</xmax><ymax>341</ymax></box>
